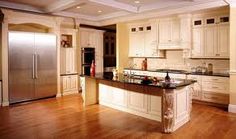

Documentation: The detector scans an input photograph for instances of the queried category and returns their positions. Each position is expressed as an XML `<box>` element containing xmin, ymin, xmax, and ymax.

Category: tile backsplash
<box><xmin>132</xmin><ymin>51</ymin><xmax>229</xmax><ymax>73</ymax></box>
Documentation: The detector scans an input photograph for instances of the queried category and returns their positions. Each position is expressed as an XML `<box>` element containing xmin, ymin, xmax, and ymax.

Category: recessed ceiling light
<box><xmin>98</xmin><ymin>10</ymin><xmax>102</xmax><ymax>13</ymax></box>
<box><xmin>76</xmin><ymin>6</ymin><xmax>81</xmax><ymax>9</ymax></box>
<box><xmin>134</xmin><ymin>1</ymin><xmax>140</xmax><ymax>4</ymax></box>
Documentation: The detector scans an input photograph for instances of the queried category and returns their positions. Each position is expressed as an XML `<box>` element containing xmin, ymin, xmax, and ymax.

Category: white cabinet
<box><xmin>80</xmin><ymin>29</ymin><xmax>96</xmax><ymax>47</ymax></box>
<box><xmin>112</xmin><ymin>87</ymin><xmax>127</xmax><ymax>107</ymax></box>
<box><xmin>129</xmin><ymin>22</ymin><xmax>164</xmax><ymax>57</ymax></box>
<box><xmin>188</xmin><ymin>75</ymin><xmax>202</xmax><ymax>100</ymax></box>
<box><xmin>127</xmin><ymin>91</ymin><xmax>148</xmax><ymax>113</ymax></box>
<box><xmin>204</xmin><ymin>26</ymin><xmax>217</xmax><ymax>57</ymax></box>
<box><xmin>192</xmin><ymin>28</ymin><xmax>204</xmax><ymax>57</ymax></box>
<box><xmin>148</xmin><ymin>95</ymin><xmax>162</xmax><ymax>117</ymax></box>
<box><xmin>218</xmin><ymin>25</ymin><xmax>229</xmax><ymax>57</ymax></box>
<box><xmin>129</xmin><ymin>25</ymin><xmax>146</xmax><ymax>57</ymax></box>
<box><xmin>61</xmin><ymin>75</ymin><xmax>78</xmax><ymax>95</ymax></box>
<box><xmin>158</xmin><ymin>18</ymin><xmax>180</xmax><ymax>49</ymax></box>
<box><xmin>80</xmin><ymin>28</ymin><xmax>104</xmax><ymax>73</ymax></box>
<box><xmin>191</xmin><ymin>15</ymin><xmax>229</xmax><ymax>58</ymax></box>
<box><xmin>99</xmin><ymin>84</ymin><xmax>113</xmax><ymax>104</ymax></box>
<box><xmin>60</xmin><ymin>48</ymin><xmax>77</xmax><ymax>74</ymax></box>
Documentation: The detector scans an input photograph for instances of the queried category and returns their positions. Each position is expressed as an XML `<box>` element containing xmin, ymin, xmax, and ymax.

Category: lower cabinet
<box><xmin>61</xmin><ymin>75</ymin><xmax>78</xmax><ymax>95</ymax></box>
<box><xmin>99</xmin><ymin>83</ymin><xmax>162</xmax><ymax>121</ymax></box>
<box><xmin>127</xmin><ymin>91</ymin><xmax>148</xmax><ymax>113</ymax></box>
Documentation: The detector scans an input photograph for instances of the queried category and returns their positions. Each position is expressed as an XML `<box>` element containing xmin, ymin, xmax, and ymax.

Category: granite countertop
<box><xmin>124</xmin><ymin>68</ymin><xmax>230</xmax><ymax>77</ymax></box>
<box><xmin>80</xmin><ymin>72</ymin><xmax>195</xmax><ymax>89</ymax></box>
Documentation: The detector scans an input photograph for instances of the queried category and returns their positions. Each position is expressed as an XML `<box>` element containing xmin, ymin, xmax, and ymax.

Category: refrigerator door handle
<box><xmin>32</xmin><ymin>54</ymin><xmax>35</xmax><ymax>79</ymax></box>
<box><xmin>35</xmin><ymin>53</ymin><xmax>38</xmax><ymax>79</ymax></box>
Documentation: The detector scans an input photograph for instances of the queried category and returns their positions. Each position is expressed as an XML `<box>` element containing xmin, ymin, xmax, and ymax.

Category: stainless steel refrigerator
<box><xmin>8</xmin><ymin>31</ymin><xmax>57</xmax><ymax>104</ymax></box>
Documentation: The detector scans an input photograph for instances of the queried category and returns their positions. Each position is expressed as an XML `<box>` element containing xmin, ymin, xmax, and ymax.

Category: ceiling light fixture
<box><xmin>134</xmin><ymin>1</ymin><xmax>140</xmax><ymax>4</ymax></box>
<box><xmin>76</xmin><ymin>6</ymin><xmax>81</xmax><ymax>9</ymax></box>
<box><xmin>98</xmin><ymin>10</ymin><xmax>102</xmax><ymax>13</ymax></box>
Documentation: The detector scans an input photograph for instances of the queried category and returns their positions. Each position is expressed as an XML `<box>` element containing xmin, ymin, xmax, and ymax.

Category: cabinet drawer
<box><xmin>202</xmin><ymin>82</ymin><xmax>229</xmax><ymax>93</ymax></box>
<box><xmin>202</xmin><ymin>76</ymin><xmax>229</xmax><ymax>83</ymax></box>
<box><xmin>202</xmin><ymin>92</ymin><xmax>229</xmax><ymax>104</ymax></box>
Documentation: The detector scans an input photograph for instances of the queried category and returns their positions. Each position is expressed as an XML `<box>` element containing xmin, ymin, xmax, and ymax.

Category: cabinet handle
<box><xmin>215</xmin><ymin>54</ymin><xmax>220</xmax><ymax>56</ymax></box>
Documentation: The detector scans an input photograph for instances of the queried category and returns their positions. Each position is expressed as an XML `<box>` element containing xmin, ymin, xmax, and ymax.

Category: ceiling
<box><xmin>0</xmin><ymin>0</ymin><xmax>229</xmax><ymax>25</ymax></box>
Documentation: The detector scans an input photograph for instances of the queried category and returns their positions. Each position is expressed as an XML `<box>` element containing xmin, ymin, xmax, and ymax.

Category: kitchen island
<box><xmin>80</xmin><ymin>73</ymin><xmax>195</xmax><ymax>133</ymax></box>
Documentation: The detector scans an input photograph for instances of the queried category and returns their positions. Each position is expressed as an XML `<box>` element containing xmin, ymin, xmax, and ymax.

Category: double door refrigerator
<box><xmin>8</xmin><ymin>31</ymin><xmax>57</xmax><ymax>104</ymax></box>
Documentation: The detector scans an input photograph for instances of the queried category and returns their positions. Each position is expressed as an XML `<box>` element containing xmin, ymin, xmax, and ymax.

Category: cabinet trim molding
<box><xmin>229</xmin><ymin>104</ymin><xmax>236</xmax><ymax>113</ymax></box>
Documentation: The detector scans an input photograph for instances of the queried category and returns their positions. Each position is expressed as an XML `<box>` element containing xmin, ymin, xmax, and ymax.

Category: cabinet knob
<box><xmin>215</xmin><ymin>54</ymin><xmax>220</xmax><ymax>56</ymax></box>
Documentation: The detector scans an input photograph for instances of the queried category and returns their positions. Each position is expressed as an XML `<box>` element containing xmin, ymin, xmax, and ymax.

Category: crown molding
<box><xmin>224</xmin><ymin>0</ymin><xmax>236</xmax><ymax>7</ymax></box>
<box><xmin>0</xmin><ymin>1</ymin><xmax>44</xmax><ymax>13</ymax></box>
<box><xmin>88</xmin><ymin>0</ymin><xmax>138</xmax><ymax>13</ymax></box>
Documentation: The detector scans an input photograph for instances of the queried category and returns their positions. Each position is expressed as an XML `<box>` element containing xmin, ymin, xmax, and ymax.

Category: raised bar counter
<box><xmin>80</xmin><ymin>72</ymin><xmax>195</xmax><ymax>133</ymax></box>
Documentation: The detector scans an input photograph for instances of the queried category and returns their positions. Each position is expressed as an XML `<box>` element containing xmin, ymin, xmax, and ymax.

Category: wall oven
<box><xmin>81</xmin><ymin>47</ymin><xmax>95</xmax><ymax>75</ymax></box>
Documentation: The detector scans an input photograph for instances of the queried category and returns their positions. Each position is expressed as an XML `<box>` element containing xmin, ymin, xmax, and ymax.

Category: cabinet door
<box><xmin>204</xmin><ymin>26</ymin><xmax>217</xmax><ymax>57</ymax></box>
<box><xmin>171</xmin><ymin>19</ymin><xmax>180</xmax><ymax>44</ymax></box>
<box><xmin>95</xmin><ymin>32</ymin><xmax>104</xmax><ymax>73</ymax></box>
<box><xmin>192</xmin><ymin>28</ymin><xmax>204</xmax><ymax>57</ymax></box>
<box><xmin>80</xmin><ymin>30</ymin><xmax>90</xmax><ymax>47</ymax></box>
<box><xmin>112</xmin><ymin>87</ymin><xmax>127</xmax><ymax>107</ymax></box>
<box><xmin>159</xmin><ymin>20</ymin><xmax>171</xmax><ymax>44</ymax></box>
<box><xmin>99</xmin><ymin>84</ymin><xmax>113</xmax><ymax>103</ymax></box>
<box><xmin>148</xmin><ymin>95</ymin><xmax>162</xmax><ymax>116</ymax></box>
<box><xmin>188</xmin><ymin>75</ymin><xmax>202</xmax><ymax>100</ymax></box>
<box><xmin>144</xmin><ymin>24</ymin><xmax>158</xmax><ymax>57</ymax></box>
<box><xmin>62</xmin><ymin>76</ymin><xmax>70</xmax><ymax>92</ymax></box>
<box><xmin>69</xmin><ymin>75</ymin><xmax>78</xmax><ymax>91</ymax></box>
<box><xmin>127</xmin><ymin>91</ymin><xmax>148</xmax><ymax>113</ymax></box>
<box><xmin>129</xmin><ymin>30</ymin><xmax>144</xmax><ymax>57</ymax></box>
<box><xmin>218</xmin><ymin>25</ymin><xmax>229</xmax><ymax>57</ymax></box>
<box><xmin>65</xmin><ymin>48</ymin><xmax>77</xmax><ymax>74</ymax></box>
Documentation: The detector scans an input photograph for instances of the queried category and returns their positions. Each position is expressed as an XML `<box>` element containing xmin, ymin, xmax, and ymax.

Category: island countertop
<box><xmin>80</xmin><ymin>72</ymin><xmax>195</xmax><ymax>89</ymax></box>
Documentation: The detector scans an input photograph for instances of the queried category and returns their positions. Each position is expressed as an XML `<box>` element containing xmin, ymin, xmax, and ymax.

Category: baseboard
<box><xmin>56</xmin><ymin>93</ymin><xmax>62</xmax><ymax>97</ymax></box>
<box><xmin>228</xmin><ymin>104</ymin><xmax>236</xmax><ymax>113</ymax></box>
<box><xmin>2</xmin><ymin>101</ymin><xmax>9</xmax><ymax>106</ymax></box>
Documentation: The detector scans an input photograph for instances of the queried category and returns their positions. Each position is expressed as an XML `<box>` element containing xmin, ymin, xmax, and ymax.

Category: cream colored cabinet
<box><xmin>80</xmin><ymin>28</ymin><xmax>104</xmax><ymax>73</ymax></box>
<box><xmin>127</xmin><ymin>91</ymin><xmax>148</xmax><ymax>113</ymax></box>
<box><xmin>129</xmin><ymin>22</ymin><xmax>164</xmax><ymax>57</ymax></box>
<box><xmin>218</xmin><ymin>24</ymin><xmax>229</xmax><ymax>57</ymax></box>
<box><xmin>60</xmin><ymin>48</ymin><xmax>77</xmax><ymax>74</ymax></box>
<box><xmin>192</xmin><ymin>28</ymin><xmax>204</xmax><ymax>57</ymax></box>
<box><xmin>80</xmin><ymin>29</ymin><xmax>96</xmax><ymax>47</ymax></box>
<box><xmin>112</xmin><ymin>87</ymin><xmax>127</xmax><ymax>107</ymax></box>
<box><xmin>204</xmin><ymin>26</ymin><xmax>217</xmax><ymax>57</ymax></box>
<box><xmin>144</xmin><ymin>22</ymin><xmax>165</xmax><ymax>57</ymax></box>
<box><xmin>147</xmin><ymin>95</ymin><xmax>162</xmax><ymax>117</ymax></box>
<box><xmin>158</xmin><ymin>18</ymin><xmax>180</xmax><ymax>49</ymax></box>
<box><xmin>99</xmin><ymin>84</ymin><xmax>113</xmax><ymax>104</ymax></box>
<box><xmin>188</xmin><ymin>75</ymin><xmax>202</xmax><ymax>100</ymax></box>
<box><xmin>129</xmin><ymin>25</ymin><xmax>145</xmax><ymax>57</ymax></box>
<box><xmin>61</xmin><ymin>75</ymin><xmax>78</xmax><ymax>95</ymax></box>
<box><xmin>191</xmin><ymin>15</ymin><xmax>229</xmax><ymax>58</ymax></box>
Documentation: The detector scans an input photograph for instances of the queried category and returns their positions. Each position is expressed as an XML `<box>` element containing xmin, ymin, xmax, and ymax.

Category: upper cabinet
<box><xmin>158</xmin><ymin>18</ymin><xmax>181</xmax><ymax>49</ymax></box>
<box><xmin>128</xmin><ymin>21</ymin><xmax>164</xmax><ymax>58</ymax></box>
<box><xmin>191</xmin><ymin>15</ymin><xmax>229</xmax><ymax>58</ymax></box>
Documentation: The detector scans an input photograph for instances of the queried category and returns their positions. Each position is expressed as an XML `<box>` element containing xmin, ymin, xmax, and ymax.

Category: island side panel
<box><xmin>162</xmin><ymin>86</ymin><xmax>192</xmax><ymax>133</ymax></box>
<box><xmin>80</xmin><ymin>76</ymin><xmax>99</xmax><ymax>106</ymax></box>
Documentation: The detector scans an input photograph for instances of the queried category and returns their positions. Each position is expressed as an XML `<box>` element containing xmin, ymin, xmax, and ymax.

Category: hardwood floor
<box><xmin>0</xmin><ymin>94</ymin><xmax>236</xmax><ymax>139</ymax></box>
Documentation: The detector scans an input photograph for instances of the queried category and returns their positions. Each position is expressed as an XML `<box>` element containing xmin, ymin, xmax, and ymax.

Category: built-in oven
<box><xmin>81</xmin><ymin>47</ymin><xmax>95</xmax><ymax>75</ymax></box>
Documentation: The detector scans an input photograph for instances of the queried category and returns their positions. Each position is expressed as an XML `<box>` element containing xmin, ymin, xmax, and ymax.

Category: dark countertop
<box><xmin>60</xmin><ymin>73</ymin><xmax>78</xmax><ymax>76</ymax></box>
<box><xmin>80</xmin><ymin>72</ymin><xmax>195</xmax><ymax>89</ymax></box>
<box><xmin>124</xmin><ymin>68</ymin><xmax>229</xmax><ymax>77</ymax></box>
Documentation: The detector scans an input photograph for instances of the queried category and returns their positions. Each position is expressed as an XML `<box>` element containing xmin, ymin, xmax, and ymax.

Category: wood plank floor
<box><xmin>0</xmin><ymin>94</ymin><xmax>236</xmax><ymax>139</ymax></box>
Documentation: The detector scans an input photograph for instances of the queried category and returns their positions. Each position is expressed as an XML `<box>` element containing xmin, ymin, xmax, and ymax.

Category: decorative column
<box><xmin>162</xmin><ymin>89</ymin><xmax>174</xmax><ymax>133</ymax></box>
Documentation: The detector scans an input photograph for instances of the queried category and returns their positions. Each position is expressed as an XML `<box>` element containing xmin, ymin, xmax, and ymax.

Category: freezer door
<box><xmin>9</xmin><ymin>32</ymin><xmax>35</xmax><ymax>103</ymax></box>
<box><xmin>34</xmin><ymin>34</ymin><xmax>57</xmax><ymax>98</ymax></box>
